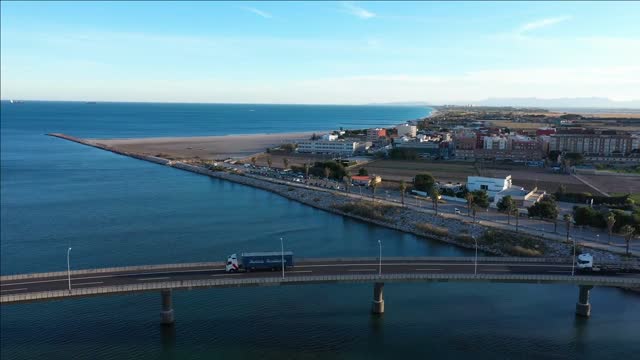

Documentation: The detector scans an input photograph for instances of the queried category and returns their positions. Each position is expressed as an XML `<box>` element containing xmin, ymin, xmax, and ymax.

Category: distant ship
<box><xmin>9</xmin><ymin>100</ymin><xmax>24</xmax><ymax>104</ymax></box>
<box><xmin>86</xmin><ymin>101</ymin><xmax>97</xmax><ymax>104</ymax></box>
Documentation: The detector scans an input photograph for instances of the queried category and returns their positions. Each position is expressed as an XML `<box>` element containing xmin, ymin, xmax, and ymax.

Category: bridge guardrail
<box><xmin>3</xmin><ymin>272</ymin><xmax>639</xmax><ymax>304</ymax></box>
<box><xmin>0</xmin><ymin>262</ymin><xmax>225</xmax><ymax>281</ymax></box>
<box><xmin>4</xmin><ymin>256</ymin><xmax>638</xmax><ymax>282</ymax></box>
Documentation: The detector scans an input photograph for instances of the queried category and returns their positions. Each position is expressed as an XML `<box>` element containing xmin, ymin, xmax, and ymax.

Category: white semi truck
<box><xmin>576</xmin><ymin>253</ymin><xmax>639</xmax><ymax>274</ymax></box>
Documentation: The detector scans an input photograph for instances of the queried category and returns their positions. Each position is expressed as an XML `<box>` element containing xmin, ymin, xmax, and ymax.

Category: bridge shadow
<box><xmin>160</xmin><ymin>324</ymin><xmax>176</xmax><ymax>354</ymax></box>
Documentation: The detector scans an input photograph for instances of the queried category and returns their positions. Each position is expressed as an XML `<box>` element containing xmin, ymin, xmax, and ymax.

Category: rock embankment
<box><xmin>48</xmin><ymin>133</ymin><xmax>630</xmax><ymax>262</ymax></box>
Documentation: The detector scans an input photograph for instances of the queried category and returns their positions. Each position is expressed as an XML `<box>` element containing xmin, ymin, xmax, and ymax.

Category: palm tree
<box><xmin>430</xmin><ymin>186</ymin><xmax>440</xmax><ymax>216</ymax></box>
<box><xmin>465</xmin><ymin>193</ymin><xmax>474</xmax><ymax>217</ymax></box>
<box><xmin>266</xmin><ymin>156</ymin><xmax>273</xmax><ymax>168</ymax></box>
<box><xmin>304</xmin><ymin>163</ymin><xmax>310</xmax><ymax>179</ymax></box>
<box><xmin>371</xmin><ymin>181</ymin><xmax>378</xmax><ymax>200</ymax></box>
<box><xmin>323</xmin><ymin>166</ymin><xmax>331</xmax><ymax>180</ymax></box>
<box><xmin>283</xmin><ymin>158</ymin><xmax>289</xmax><ymax>170</ymax></box>
<box><xmin>621</xmin><ymin>225</ymin><xmax>636</xmax><ymax>256</ymax></box>
<box><xmin>563</xmin><ymin>214</ymin><xmax>573</xmax><ymax>242</ymax></box>
<box><xmin>606</xmin><ymin>212</ymin><xmax>616</xmax><ymax>243</ymax></box>
<box><xmin>514</xmin><ymin>209</ymin><xmax>520</xmax><ymax>233</ymax></box>
<box><xmin>343</xmin><ymin>175</ymin><xmax>351</xmax><ymax>193</ymax></box>
<box><xmin>399</xmin><ymin>180</ymin><xmax>407</xmax><ymax>206</ymax></box>
<box><xmin>251</xmin><ymin>157</ymin><xmax>257</xmax><ymax>167</ymax></box>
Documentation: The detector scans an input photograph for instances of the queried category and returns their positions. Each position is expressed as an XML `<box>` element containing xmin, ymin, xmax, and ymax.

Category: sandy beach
<box><xmin>85</xmin><ymin>132</ymin><xmax>317</xmax><ymax>160</ymax></box>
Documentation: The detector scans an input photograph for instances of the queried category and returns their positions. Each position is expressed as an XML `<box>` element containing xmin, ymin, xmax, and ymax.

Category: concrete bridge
<box><xmin>2</xmin><ymin>257</ymin><xmax>639</xmax><ymax>324</ymax></box>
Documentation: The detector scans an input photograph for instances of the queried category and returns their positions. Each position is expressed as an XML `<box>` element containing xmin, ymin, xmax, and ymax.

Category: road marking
<box><xmin>1</xmin><ymin>288</ymin><xmax>28</xmax><ymax>293</ymax></box>
<box><xmin>137</xmin><ymin>277</ymin><xmax>170</xmax><ymax>281</ymax></box>
<box><xmin>1</xmin><ymin>268</ymin><xmax>226</xmax><ymax>286</ymax></box>
<box><xmin>348</xmin><ymin>269</ymin><xmax>377</xmax><ymax>272</ymax></box>
<box><xmin>211</xmin><ymin>273</ymin><xmax>243</xmax><ymax>277</ymax></box>
<box><xmin>73</xmin><ymin>281</ymin><xmax>103</xmax><ymax>286</ymax></box>
<box><xmin>415</xmin><ymin>268</ymin><xmax>443</xmax><ymax>271</ymax></box>
<box><xmin>295</xmin><ymin>263</ymin><xmax>572</xmax><ymax>269</ymax></box>
<box><xmin>289</xmin><ymin>270</ymin><xmax>313</xmax><ymax>273</ymax></box>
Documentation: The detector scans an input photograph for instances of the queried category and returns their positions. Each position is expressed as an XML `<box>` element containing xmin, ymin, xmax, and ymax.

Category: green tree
<box><xmin>266</xmin><ymin>156</ymin><xmax>273</xmax><ymax>168</ymax></box>
<box><xmin>470</xmin><ymin>190</ymin><xmax>490</xmax><ymax>209</ymax></box>
<box><xmin>399</xmin><ymin>180</ymin><xmax>407</xmax><ymax>206</ymax></box>
<box><xmin>283</xmin><ymin>158</ymin><xmax>289</xmax><ymax>170</ymax></box>
<box><xmin>606</xmin><ymin>212</ymin><xmax>616</xmax><ymax>243</ymax></box>
<box><xmin>527</xmin><ymin>196</ymin><xmax>559</xmax><ymax>221</ymax></box>
<box><xmin>621</xmin><ymin>225</ymin><xmax>636</xmax><ymax>256</ymax></box>
<box><xmin>414</xmin><ymin>173</ymin><xmax>436</xmax><ymax>192</ymax></box>
<box><xmin>496</xmin><ymin>195</ymin><xmax>517</xmax><ymax>225</ymax></box>
<box><xmin>304</xmin><ymin>163</ymin><xmax>310</xmax><ymax>178</ymax></box>
<box><xmin>251</xmin><ymin>157</ymin><xmax>257</xmax><ymax>167</ymax></box>
<box><xmin>358</xmin><ymin>168</ymin><xmax>369</xmax><ymax>176</ymax></box>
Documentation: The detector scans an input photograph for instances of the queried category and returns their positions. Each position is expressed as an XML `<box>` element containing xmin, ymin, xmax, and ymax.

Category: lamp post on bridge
<box><xmin>378</xmin><ymin>240</ymin><xmax>382</xmax><ymax>277</ymax></box>
<box><xmin>67</xmin><ymin>247</ymin><xmax>72</xmax><ymax>293</ymax></box>
<box><xmin>280</xmin><ymin>237</ymin><xmax>285</xmax><ymax>280</ymax></box>
<box><xmin>571</xmin><ymin>236</ymin><xmax>576</xmax><ymax>276</ymax></box>
<box><xmin>472</xmin><ymin>233</ymin><xmax>478</xmax><ymax>275</ymax></box>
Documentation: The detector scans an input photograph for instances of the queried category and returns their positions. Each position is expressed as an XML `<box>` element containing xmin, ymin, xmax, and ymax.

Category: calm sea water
<box><xmin>1</xmin><ymin>101</ymin><xmax>639</xmax><ymax>359</ymax></box>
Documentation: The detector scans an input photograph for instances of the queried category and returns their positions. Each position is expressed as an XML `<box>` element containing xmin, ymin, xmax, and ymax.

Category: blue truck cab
<box><xmin>226</xmin><ymin>251</ymin><xmax>294</xmax><ymax>272</ymax></box>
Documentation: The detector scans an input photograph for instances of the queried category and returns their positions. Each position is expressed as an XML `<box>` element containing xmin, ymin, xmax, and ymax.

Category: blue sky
<box><xmin>1</xmin><ymin>1</ymin><xmax>639</xmax><ymax>104</ymax></box>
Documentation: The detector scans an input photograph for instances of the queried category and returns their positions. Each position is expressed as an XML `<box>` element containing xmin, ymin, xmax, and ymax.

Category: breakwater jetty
<box><xmin>47</xmin><ymin>133</ymin><xmax>634</xmax><ymax>262</ymax></box>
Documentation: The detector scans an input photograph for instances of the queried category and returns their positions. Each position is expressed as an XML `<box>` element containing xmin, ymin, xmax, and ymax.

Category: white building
<box><xmin>483</xmin><ymin>135</ymin><xmax>509</xmax><ymax>150</ymax></box>
<box><xmin>321</xmin><ymin>134</ymin><xmax>338</xmax><ymax>141</ymax></box>
<box><xmin>467</xmin><ymin>175</ymin><xmax>512</xmax><ymax>199</ymax></box>
<box><xmin>297</xmin><ymin>140</ymin><xmax>358</xmax><ymax>155</ymax></box>
<box><xmin>396</xmin><ymin>124</ymin><xmax>417</xmax><ymax>138</ymax></box>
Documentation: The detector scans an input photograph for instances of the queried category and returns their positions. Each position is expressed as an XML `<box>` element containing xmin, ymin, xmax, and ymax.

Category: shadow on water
<box><xmin>160</xmin><ymin>324</ymin><xmax>176</xmax><ymax>355</ymax></box>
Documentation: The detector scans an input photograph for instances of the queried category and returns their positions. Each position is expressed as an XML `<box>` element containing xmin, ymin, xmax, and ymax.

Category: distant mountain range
<box><xmin>371</xmin><ymin>98</ymin><xmax>640</xmax><ymax>109</ymax></box>
<box><xmin>467</xmin><ymin>97</ymin><xmax>640</xmax><ymax>109</ymax></box>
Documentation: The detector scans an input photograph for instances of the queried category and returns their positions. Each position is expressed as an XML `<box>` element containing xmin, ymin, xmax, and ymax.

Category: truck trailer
<box><xmin>576</xmin><ymin>253</ymin><xmax>639</xmax><ymax>274</ymax></box>
<box><xmin>226</xmin><ymin>251</ymin><xmax>294</xmax><ymax>272</ymax></box>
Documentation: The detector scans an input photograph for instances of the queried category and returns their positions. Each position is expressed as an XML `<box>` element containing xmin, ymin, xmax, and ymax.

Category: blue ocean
<box><xmin>1</xmin><ymin>101</ymin><xmax>638</xmax><ymax>359</ymax></box>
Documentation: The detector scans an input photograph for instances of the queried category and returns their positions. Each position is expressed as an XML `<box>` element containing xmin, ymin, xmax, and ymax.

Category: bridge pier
<box><xmin>160</xmin><ymin>289</ymin><xmax>175</xmax><ymax>325</ymax></box>
<box><xmin>371</xmin><ymin>282</ymin><xmax>384</xmax><ymax>315</ymax></box>
<box><xmin>575</xmin><ymin>285</ymin><xmax>594</xmax><ymax>317</ymax></box>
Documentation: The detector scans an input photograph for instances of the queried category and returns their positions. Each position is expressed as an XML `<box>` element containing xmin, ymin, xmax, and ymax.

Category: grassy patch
<box><xmin>479</xmin><ymin>230</ymin><xmax>547</xmax><ymax>257</ymax></box>
<box><xmin>333</xmin><ymin>201</ymin><xmax>396</xmax><ymax>222</ymax></box>
<box><xmin>415</xmin><ymin>223</ymin><xmax>449</xmax><ymax>237</ymax></box>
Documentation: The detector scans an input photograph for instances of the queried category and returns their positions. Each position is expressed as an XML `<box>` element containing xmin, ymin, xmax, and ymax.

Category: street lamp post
<box><xmin>67</xmin><ymin>247</ymin><xmax>72</xmax><ymax>292</ymax></box>
<box><xmin>280</xmin><ymin>237</ymin><xmax>285</xmax><ymax>279</ymax></box>
<box><xmin>378</xmin><ymin>240</ymin><xmax>382</xmax><ymax>277</ymax></box>
<box><xmin>571</xmin><ymin>236</ymin><xmax>576</xmax><ymax>276</ymax></box>
<box><xmin>473</xmin><ymin>235</ymin><xmax>478</xmax><ymax>275</ymax></box>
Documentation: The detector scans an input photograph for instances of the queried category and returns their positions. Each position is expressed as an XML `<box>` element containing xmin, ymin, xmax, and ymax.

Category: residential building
<box><xmin>396</xmin><ymin>124</ymin><xmax>417</xmax><ymax>138</ymax></box>
<box><xmin>366</xmin><ymin>128</ymin><xmax>387</xmax><ymax>142</ymax></box>
<box><xmin>483</xmin><ymin>135</ymin><xmax>510</xmax><ymax>150</ymax></box>
<box><xmin>297</xmin><ymin>140</ymin><xmax>358</xmax><ymax>155</ymax></box>
<box><xmin>549</xmin><ymin>128</ymin><xmax>634</xmax><ymax>156</ymax></box>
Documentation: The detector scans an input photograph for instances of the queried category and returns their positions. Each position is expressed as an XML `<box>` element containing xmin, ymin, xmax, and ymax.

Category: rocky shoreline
<box><xmin>48</xmin><ymin>133</ymin><xmax>633</xmax><ymax>263</ymax></box>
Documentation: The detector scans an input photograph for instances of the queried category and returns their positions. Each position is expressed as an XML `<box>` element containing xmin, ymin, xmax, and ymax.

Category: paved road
<box><xmin>3</xmin><ymin>258</ymin><xmax>639</xmax><ymax>297</ymax></box>
<box><xmin>243</xmin><ymin>168</ymin><xmax>639</xmax><ymax>254</ymax></box>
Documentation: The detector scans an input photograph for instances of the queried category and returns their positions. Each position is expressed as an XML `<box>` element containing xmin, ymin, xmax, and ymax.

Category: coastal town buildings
<box><xmin>366</xmin><ymin>128</ymin><xmax>387</xmax><ymax>142</ymax></box>
<box><xmin>549</xmin><ymin>128</ymin><xmax>635</xmax><ymax>156</ymax></box>
<box><xmin>396</xmin><ymin>124</ymin><xmax>417</xmax><ymax>138</ymax></box>
<box><xmin>297</xmin><ymin>139</ymin><xmax>359</xmax><ymax>156</ymax></box>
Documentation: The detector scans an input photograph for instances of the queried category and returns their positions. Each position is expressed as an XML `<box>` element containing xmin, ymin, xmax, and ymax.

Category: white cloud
<box><xmin>241</xmin><ymin>6</ymin><xmax>272</xmax><ymax>19</ymax></box>
<box><xmin>341</xmin><ymin>2</ymin><xmax>375</xmax><ymax>19</ymax></box>
<box><xmin>516</xmin><ymin>16</ymin><xmax>572</xmax><ymax>34</ymax></box>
